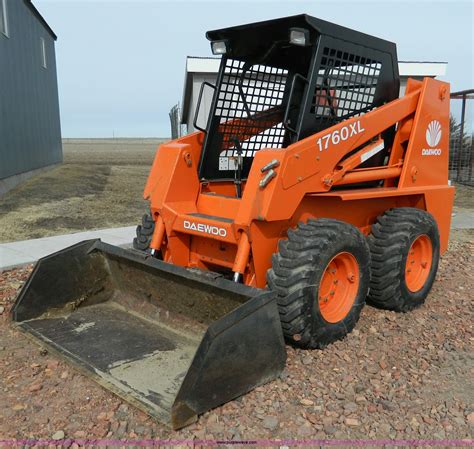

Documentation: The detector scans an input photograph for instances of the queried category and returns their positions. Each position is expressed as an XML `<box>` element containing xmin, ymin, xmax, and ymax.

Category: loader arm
<box><xmin>234</xmin><ymin>83</ymin><xmax>423</xmax><ymax>224</ymax></box>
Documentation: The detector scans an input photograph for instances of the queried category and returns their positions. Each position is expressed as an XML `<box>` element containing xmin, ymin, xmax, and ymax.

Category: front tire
<box><xmin>267</xmin><ymin>219</ymin><xmax>371</xmax><ymax>349</ymax></box>
<box><xmin>367</xmin><ymin>208</ymin><xmax>440</xmax><ymax>312</ymax></box>
<box><xmin>133</xmin><ymin>213</ymin><xmax>155</xmax><ymax>252</ymax></box>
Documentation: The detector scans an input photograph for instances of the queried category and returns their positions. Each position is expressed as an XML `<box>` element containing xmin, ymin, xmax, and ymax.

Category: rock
<box><xmin>28</xmin><ymin>382</ymin><xmax>42</xmax><ymax>392</ymax></box>
<box><xmin>73</xmin><ymin>431</ymin><xmax>86</xmax><ymax>438</ymax></box>
<box><xmin>297</xmin><ymin>424</ymin><xmax>313</xmax><ymax>436</ymax></box>
<box><xmin>380</xmin><ymin>400</ymin><xmax>397</xmax><ymax>411</ymax></box>
<box><xmin>393</xmin><ymin>421</ymin><xmax>406</xmax><ymax>431</ymax></box>
<box><xmin>324</xmin><ymin>425</ymin><xmax>337</xmax><ymax>434</ymax></box>
<box><xmin>345</xmin><ymin>418</ymin><xmax>360</xmax><ymax>427</ymax></box>
<box><xmin>301</xmin><ymin>356</ymin><xmax>312</xmax><ymax>366</ymax></box>
<box><xmin>207</xmin><ymin>421</ymin><xmax>224</xmax><ymax>434</ymax></box>
<box><xmin>467</xmin><ymin>412</ymin><xmax>474</xmax><ymax>426</ymax></box>
<box><xmin>322</xmin><ymin>416</ymin><xmax>334</xmax><ymax>426</ymax></box>
<box><xmin>60</xmin><ymin>371</ymin><xmax>69</xmax><ymax>379</ymax></box>
<box><xmin>378</xmin><ymin>422</ymin><xmax>392</xmax><ymax>434</ymax></box>
<box><xmin>343</xmin><ymin>402</ymin><xmax>358</xmax><ymax>413</ymax></box>
<box><xmin>12</xmin><ymin>404</ymin><xmax>25</xmax><ymax>411</ymax></box>
<box><xmin>367</xmin><ymin>365</ymin><xmax>379</xmax><ymax>374</ymax></box>
<box><xmin>0</xmin><ymin>306</ymin><xmax>5</xmax><ymax>314</ymax></box>
<box><xmin>307</xmin><ymin>413</ymin><xmax>320</xmax><ymax>425</ymax></box>
<box><xmin>262</xmin><ymin>416</ymin><xmax>279</xmax><ymax>430</ymax></box>
<box><xmin>47</xmin><ymin>360</ymin><xmax>59</xmax><ymax>370</ymax></box>
<box><xmin>52</xmin><ymin>430</ymin><xmax>65</xmax><ymax>440</ymax></box>
<box><xmin>300</xmin><ymin>398</ymin><xmax>314</xmax><ymax>406</ymax></box>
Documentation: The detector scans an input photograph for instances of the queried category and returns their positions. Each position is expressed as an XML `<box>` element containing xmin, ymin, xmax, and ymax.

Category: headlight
<box><xmin>289</xmin><ymin>28</ymin><xmax>310</xmax><ymax>46</ymax></box>
<box><xmin>211</xmin><ymin>40</ymin><xmax>229</xmax><ymax>55</ymax></box>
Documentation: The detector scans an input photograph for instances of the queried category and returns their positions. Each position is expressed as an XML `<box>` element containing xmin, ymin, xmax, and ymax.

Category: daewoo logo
<box><xmin>426</xmin><ymin>120</ymin><xmax>442</xmax><ymax>147</ymax></box>
<box><xmin>183</xmin><ymin>220</ymin><xmax>227</xmax><ymax>237</ymax></box>
<box><xmin>422</xmin><ymin>120</ymin><xmax>442</xmax><ymax>156</ymax></box>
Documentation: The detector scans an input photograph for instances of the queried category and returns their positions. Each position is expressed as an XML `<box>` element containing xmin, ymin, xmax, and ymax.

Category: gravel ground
<box><xmin>0</xmin><ymin>230</ymin><xmax>472</xmax><ymax>443</ymax></box>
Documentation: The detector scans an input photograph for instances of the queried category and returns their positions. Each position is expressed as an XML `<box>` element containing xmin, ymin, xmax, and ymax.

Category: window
<box><xmin>0</xmin><ymin>0</ymin><xmax>9</xmax><ymax>37</ymax></box>
<box><xmin>40</xmin><ymin>37</ymin><xmax>47</xmax><ymax>68</ymax></box>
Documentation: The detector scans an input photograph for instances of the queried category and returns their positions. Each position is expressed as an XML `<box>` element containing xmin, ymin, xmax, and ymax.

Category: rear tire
<box><xmin>367</xmin><ymin>208</ymin><xmax>440</xmax><ymax>312</ymax></box>
<box><xmin>133</xmin><ymin>213</ymin><xmax>156</xmax><ymax>253</ymax></box>
<box><xmin>267</xmin><ymin>219</ymin><xmax>370</xmax><ymax>349</ymax></box>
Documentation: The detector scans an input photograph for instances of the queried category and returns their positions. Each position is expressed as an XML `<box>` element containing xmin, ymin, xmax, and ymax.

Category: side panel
<box><xmin>423</xmin><ymin>187</ymin><xmax>455</xmax><ymax>253</ymax></box>
<box><xmin>399</xmin><ymin>78</ymin><xmax>450</xmax><ymax>187</ymax></box>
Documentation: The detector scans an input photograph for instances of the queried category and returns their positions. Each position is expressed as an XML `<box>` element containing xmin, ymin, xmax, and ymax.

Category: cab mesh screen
<box><xmin>312</xmin><ymin>47</ymin><xmax>381</xmax><ymax>128</ymax></box>
<box><xmin>215</xmin><ymin>59</ymin><xmax>289</xmax><ymax>171</ymax></box>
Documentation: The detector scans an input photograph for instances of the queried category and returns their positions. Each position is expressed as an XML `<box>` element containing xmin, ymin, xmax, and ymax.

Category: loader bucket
<box><xmin>12</xmin><ymin>240</ymin><xmax>286</xmax><ymax>429</ymax></box>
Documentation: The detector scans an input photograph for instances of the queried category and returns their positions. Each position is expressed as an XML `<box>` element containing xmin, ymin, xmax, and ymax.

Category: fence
<box><xmin>449</xmin><ymin>89</ymin><xmax>473</xmax><ymax>186</ymax></box>
<box><xmin>169</xmin><ymin>103</ymin><xmax>187</xmax><ymax>140</ymax></box>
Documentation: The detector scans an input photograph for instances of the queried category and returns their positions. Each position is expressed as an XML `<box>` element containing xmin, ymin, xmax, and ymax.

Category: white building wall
<box><xmin>183</xmin><ymin>59</ymin><xmax>447</xmax><ymax>133</ymax></box>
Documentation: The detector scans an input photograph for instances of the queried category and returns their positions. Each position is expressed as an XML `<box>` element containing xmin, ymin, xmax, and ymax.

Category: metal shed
<box><xmin>0</xmin><ymin>0</ymin><xmax>62</xmax><ymax>195</ymax></box>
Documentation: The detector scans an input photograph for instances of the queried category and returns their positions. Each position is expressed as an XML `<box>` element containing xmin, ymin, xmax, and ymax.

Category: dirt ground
<box><xmin>0</xmin><ymin>139</ymin><xmax>166</xmax><ymax>243</ymax></box>
<box><xmin>0</xmin><ymin>229</ymin><xmax>472</xmax><ymax>444</ymax></box>
<box><xmin>0</xmin><ymin>139</ymin><xmax>473</xmax><ymax>243</ymax></box>
<box><xmin>453</xmin><ymin>183</ymin><xmax>474</xmax><ymax>212</ymax></box>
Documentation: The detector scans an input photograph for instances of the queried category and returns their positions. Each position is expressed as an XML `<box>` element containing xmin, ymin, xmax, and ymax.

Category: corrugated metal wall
<box><xmin>0</xmin><ymin>0</ymin><xmax>62</xmax><ymax>180</ymax></box>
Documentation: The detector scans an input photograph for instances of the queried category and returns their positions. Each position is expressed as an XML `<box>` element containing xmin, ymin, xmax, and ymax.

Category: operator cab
<box><xmin>194</xmin><ymin>14</ymin><xmax>400</xmax><ymax>184</ymax></box>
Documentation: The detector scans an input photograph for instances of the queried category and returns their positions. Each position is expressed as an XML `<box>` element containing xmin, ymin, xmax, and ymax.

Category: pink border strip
<box><xmin>0</xmin><ymin>439</ymin><xmax>473</xmax><ymax>446</ymax></box>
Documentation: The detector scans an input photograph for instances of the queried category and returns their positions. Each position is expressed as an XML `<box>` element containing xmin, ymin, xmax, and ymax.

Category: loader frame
<box><xmin>145</xmin><ymin>76</ymin><xmax>453</xmax><ymax>288</ymax></box>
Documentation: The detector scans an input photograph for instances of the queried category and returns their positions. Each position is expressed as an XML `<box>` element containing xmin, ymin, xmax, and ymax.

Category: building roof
<box><xmin>181</xmin><ymin>56</ymin><xmax>448</xmax><ymax>123</ymax></box>
<box><xmin>398</xmin><ymin>61</ymin><xmax>447</xmax><ymax>77</ymax></box>
<box><xmin>24</xmin><ymin>0</ymin><xmax>57</xmax><ymax>41</ymax></box>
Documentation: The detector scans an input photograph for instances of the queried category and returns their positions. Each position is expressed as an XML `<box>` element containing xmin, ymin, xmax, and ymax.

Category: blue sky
<box><xmin>35</xmin><ymin>0</ymin><xmax>473</xmax><ymax>137</ymax></box>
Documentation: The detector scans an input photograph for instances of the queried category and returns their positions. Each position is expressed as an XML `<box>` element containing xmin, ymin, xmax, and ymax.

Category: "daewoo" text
<box><xmin>183</xmin><ymin>220</ymin><xmax>227</xmax><ymax>237</ymax></box>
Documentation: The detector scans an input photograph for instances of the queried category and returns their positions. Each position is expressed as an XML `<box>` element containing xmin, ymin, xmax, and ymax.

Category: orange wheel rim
<box><xmin>318</xmin><ymin>252</ymin><xmax>360</xmax><ymax>323</ymax></box>
<box><xmin>405</xmin><ymin>234</ymin><xmax>433</xmax><ymax>292</ymax></box>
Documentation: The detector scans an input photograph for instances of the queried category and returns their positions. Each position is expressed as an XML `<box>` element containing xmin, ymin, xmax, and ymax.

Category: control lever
<box><xmin>231</xmin><ymin>138</ymin><xmax>244</xmax><ymax>198</ymax></box>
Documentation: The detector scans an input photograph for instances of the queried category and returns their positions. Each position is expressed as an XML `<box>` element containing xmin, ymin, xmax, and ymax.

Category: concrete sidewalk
<box><xmin>451</xmin><ymin>211</ymin><xmax>474</xmax><ymax>230</ymax></box>
<box><xmin>0</xmin><ymin>226</ymin><xmax>135</xmax><ymax>271</ymax></box>
<box><xmin>0</xmin><ymin>211</ymin><xmax>472</xmax><ymax>271</ymax></box>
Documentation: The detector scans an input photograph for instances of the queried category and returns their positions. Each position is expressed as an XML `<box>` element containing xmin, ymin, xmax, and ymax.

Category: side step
<box><xmin>188</xmin><ymin>212</ymin><xmax>234</xmax><ymax>223</ymax></box>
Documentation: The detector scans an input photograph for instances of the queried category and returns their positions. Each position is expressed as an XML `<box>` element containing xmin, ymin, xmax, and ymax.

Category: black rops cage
<box><xmin>196</xmin><ymin>14</ymin><xmax>400</xmax><ymax>182</ymax></box>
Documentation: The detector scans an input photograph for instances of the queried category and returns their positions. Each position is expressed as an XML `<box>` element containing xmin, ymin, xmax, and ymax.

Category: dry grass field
<box><xmin>0</xmin><ymin>139</ymin><xmax>167</xmax><ymax>242</ymax></box>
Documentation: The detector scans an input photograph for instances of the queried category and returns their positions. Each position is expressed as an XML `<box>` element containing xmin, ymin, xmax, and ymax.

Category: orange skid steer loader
<box><xmin>13</xmin><ymin>15</ymin><xmax>454</xmax><ymax>429</ymax></box>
